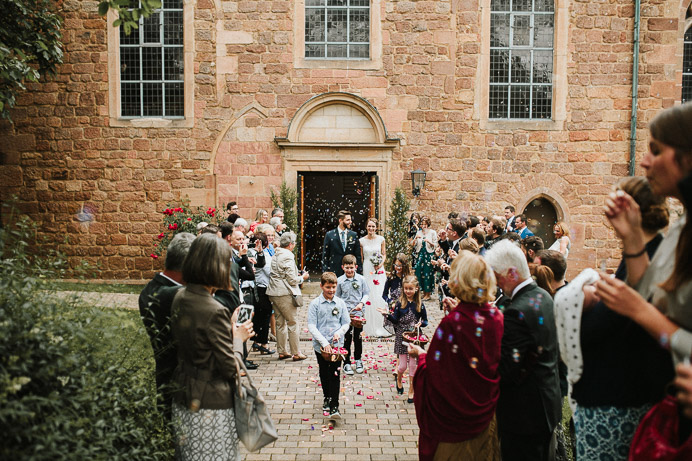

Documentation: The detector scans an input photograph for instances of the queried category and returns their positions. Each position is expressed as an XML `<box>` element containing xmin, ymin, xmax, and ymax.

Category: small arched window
<box><xmin>522</xmin><ymin>196</ymin><xmax>558</xmax><ymax>247</ymax></box>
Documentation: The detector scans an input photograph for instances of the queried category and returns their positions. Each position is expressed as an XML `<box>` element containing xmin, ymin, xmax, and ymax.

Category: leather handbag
<box><xmin>233</xmin><ymin>355</ymin><xmax>279</xmax><ymax>452</ymax></box>
<box><xmin>629</xmin><ymin>394</ymin><xmax>692</xmax><ymax>461</ymax></box>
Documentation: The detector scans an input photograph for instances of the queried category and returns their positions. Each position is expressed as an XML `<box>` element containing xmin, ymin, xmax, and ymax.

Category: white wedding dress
<box><xmin>360</xmin><ymin>235</ymin><xmax>391</xmax><ymax>337</ymax></box>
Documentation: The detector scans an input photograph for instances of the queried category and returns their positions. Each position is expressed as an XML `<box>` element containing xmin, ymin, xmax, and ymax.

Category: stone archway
<box><xmin>518</xmin><ymin>188</ymin><xmax>570</xmax><ymax>249</ymax></box>
<box><xmin>275</xmin><ymin>92</ymin><xmax>400</xmax><ymax>267</ymax></box>
<box><xmin>275</xmin><ymin>92</ymin><xmax>399</xmax><ymax>213</ymax></box>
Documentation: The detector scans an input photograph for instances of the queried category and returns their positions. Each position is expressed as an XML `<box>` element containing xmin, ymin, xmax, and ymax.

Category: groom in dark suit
<box><xmin>322</xmin><ymin>210</ymin><xmax>362</xmax><ymax>277</ymax></box>
<box><xmin>485</xmin><ymin>239</ymin><xmax>561</xmax><ymax>461</ymax></box>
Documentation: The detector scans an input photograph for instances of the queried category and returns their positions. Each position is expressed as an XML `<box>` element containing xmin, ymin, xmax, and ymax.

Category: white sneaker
<box><xmin>355</xmin><ymin>360</ymin><xmax>364</xmax><ymax>374</ymax></box>
<box><xmin>343</xmin><ymin>364</ymin><xmax>354</xmax><ymax>375</ymax></box>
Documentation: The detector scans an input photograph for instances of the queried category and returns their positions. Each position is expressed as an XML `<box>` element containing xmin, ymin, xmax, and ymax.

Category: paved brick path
<box><xmin>60</xmin><ymin>289</ymin><xmax>446</xmax><ymax>460</ymax></box>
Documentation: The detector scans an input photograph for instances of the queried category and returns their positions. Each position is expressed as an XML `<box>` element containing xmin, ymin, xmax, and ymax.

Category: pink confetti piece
<box><xmin>367</xmin><ymin>396</ymin><xmax>374</xmax><ymax>399</ymax></box>
<box><xmin>302</xmin><ymin>418</ymin><xmax>310</xmax><ymax>421</ymax></box>
<box><xmin>355</xmin><ymin>403</ymin><xmax>362</xmax><ymax>407</ymax></box>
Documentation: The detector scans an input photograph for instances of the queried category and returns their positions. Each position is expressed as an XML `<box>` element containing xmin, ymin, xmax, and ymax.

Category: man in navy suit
<box><xmin>485</xmin><ymin>240</ymin><xmax>561</xmax><ymax>461</ymax></box>
<box><xmin>515</xmin><ymin>214</ymin><xmax>534</xmax><ymax>239</ymax></box>
<box><xmin>504</xmin><ymin>205</ymin><xmax>517</xmax><ymax>232</ymax></box>
<box><xmin>322</xmin><ymin>210</ymin><xmax>362</xmax><ymax>276</ymax></box>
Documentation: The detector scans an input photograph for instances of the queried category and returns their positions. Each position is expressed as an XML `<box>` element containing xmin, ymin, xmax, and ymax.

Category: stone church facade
<box><xmin>0</xmin><ymin>0</ymin><xmax>691</xmax><ymax>280</ymax></box>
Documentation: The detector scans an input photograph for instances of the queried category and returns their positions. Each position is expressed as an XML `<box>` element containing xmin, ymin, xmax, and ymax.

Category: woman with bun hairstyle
<box><xmin>573</xmin><ymin>176</ymin><xmax>672</xmax><ymax>460</ymax></box>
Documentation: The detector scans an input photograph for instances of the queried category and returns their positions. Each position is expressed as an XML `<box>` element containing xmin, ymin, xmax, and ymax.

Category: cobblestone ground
<box><xmin>61</xmin><ymin>289</ymin><xmax>446</xmax><ymax>460</ymax></box>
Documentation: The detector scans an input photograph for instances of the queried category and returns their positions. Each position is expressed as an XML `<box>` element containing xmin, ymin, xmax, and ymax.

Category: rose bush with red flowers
<box><xmin>151</xmin><ymin>198</ymin><xmax>224</xmax><ymax>258</ymax></box>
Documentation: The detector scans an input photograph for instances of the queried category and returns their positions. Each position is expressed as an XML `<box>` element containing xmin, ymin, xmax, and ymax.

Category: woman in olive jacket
<box><xmin>171</xmin><ymin>234</ymin><xmax>254</xmax><ymax>461</ymax></box>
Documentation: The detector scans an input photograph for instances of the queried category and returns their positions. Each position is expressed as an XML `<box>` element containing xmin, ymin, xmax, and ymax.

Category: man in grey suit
<box><xmin>485</xmin><ymin>240</ymin><xmax>562</xmax><ymax>461</ymax></box>
<box><xmin>322</xmin><ymin>210</ymin><xmax>362</xmax><ymax>276</ymax></box>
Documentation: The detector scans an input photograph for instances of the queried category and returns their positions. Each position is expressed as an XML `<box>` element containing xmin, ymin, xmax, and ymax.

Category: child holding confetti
<box><xmin>378</xmin><ymin>275</ymin><xmax>428</xmax><ymax>403</ymax></box>
<box><xmin>308</xmin><ymin>272</ymin><xmax>351</xmax><ymax>418</ymax></box>
<box><xmin>382</xmin><ymin>253</ymin><xmax>411</xmax><ymax>308</ymax></box>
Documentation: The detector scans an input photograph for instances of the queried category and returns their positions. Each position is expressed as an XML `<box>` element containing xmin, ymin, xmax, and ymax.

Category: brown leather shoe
<box><xmin>278</xmin><ymin>354</ymin><xmax>292</xmax><ymax>360</ymax></box>
<box><xmin>292</xmin><ymin>354</ymin><xmax>307</xmax><ymax>361</ymax></box>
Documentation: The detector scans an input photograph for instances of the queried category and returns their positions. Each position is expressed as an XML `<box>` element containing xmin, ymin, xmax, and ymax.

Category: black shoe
<box><xmin>322</xmin><ymin>397</ymin><xmax>331</xmax><ymax>412</ymax></box>
<box><xmin>407</xmin><ymin>398</ymin><xmax>414</xmax><ymax>404</ymax></box>
<box><xmin>244</xmin><ymin>360</ymin><xmax>259</xmax><ymax>370</ymax></box>
<box><xmin>329</xmin><ymin>407</ymin><xmax>341</xmax><ymax>419</ymax></box>
<box><xmin>397</xmin><ymin>385</ymin><xmax>404</xmax><ymax>395</ymax></box>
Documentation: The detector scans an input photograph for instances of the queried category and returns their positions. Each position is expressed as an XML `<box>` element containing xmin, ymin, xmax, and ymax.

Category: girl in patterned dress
<box><xmin>378</xmin><ymin>275</ymin><xmax>428</xmax><ymax>403</ymax></box>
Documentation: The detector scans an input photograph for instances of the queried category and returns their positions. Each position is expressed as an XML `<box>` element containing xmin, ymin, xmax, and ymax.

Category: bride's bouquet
<box><xmin>370</xmin><ymin>251</ymin><xmax>383</xmax><ymax>267</ymax></box>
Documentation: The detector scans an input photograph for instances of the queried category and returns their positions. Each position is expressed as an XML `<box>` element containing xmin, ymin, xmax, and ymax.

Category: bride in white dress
<box><xmin>360</xmin><ymin>218</ymin><xmax>391</xmax><ymax>337</ymax></box>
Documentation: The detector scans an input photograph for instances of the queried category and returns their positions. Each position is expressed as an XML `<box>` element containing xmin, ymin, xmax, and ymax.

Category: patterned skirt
<box><xmin>573</xmin><ymin>404</ymin><xmax>651</xmax><ymax>461</ymax></box>
<box><xmin>173</xmin><ymin>402</ymin><xmax>240</xmax><ymax>461</ymax></box>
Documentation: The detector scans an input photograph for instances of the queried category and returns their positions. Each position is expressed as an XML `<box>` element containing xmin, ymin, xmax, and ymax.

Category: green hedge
<box><xmin>0</xmin><ymin>207</ymin><xmax>173</xmax><ymax>459</ymax></box>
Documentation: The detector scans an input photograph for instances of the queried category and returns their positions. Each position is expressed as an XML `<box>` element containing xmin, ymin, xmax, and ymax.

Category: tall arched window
<box><xmin>489</xmin><ymin>0</ymin><xmax>554</xmax><ymax>119</ymax></box>
<box><xmin>683</xmin><ymin>7</ymin><xmax>692</xmax><ymax>103</ymax></box>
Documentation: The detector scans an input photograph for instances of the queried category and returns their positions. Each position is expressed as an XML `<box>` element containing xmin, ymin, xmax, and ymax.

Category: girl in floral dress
<box><xmin>378</xmin><ymin>275</ymin><xmax>428</xmax><ymax>403</ymax></box>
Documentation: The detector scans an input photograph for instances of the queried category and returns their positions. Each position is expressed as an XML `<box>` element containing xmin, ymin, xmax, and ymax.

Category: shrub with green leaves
<box><xmin>0</xmin><ymin>204</ymin><xmax>173</xmax><ymax>459</ymax></box>
<box><xmin>270</xmin><ymin>181</ymin><xmax>300</xmax><ymax>255</ymax></box>
<box><xmin>384</xmin><ymin>187</ymin><xmax>411</xmax><ymax>269</ymax></box>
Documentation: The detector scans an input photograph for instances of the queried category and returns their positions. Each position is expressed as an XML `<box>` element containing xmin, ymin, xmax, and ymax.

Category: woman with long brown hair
<box><xmin>595</xmin><ymin>103</ymin><xmax>692</xmax><ymax>365</ymax></box>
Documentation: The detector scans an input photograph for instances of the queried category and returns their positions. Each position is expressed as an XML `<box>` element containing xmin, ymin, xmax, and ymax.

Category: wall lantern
<box><xmin>411</xmin><ymin>169</ymin><xmax>427</xmax><ymax>197</ymax></box>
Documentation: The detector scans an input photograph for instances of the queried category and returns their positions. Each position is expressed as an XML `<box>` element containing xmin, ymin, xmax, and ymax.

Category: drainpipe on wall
<box><xmin>629</xmin><ymin>0</ymin><xmax>642</xmax><ymax>176</ymax></box>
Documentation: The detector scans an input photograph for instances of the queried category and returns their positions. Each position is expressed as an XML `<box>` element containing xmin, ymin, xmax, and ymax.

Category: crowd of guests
<box><xmin>137</xmin><ymin>102</ymin><xmax>692</xmax><ymax>460</ymax></box>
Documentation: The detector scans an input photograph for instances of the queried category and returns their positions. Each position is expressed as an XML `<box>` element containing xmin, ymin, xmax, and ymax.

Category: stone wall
<box><xmin>0</xmin><ymin>0</ymin><xmax>688</xmax><ymax>280</ymax></box>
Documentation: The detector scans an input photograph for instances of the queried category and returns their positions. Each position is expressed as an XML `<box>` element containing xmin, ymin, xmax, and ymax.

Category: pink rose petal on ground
<box><xmin>355</xmin><ymin>403</ymin><xmax>362</xmax><ymax>407</ymax></box>
<box><xmin>367</xmin><ymin>396</ymin><xmax>374</xmax><ymax>399</ymax></box>
<box><xmin>302</xmin><ymin>418</ymin><xmax>310</xmax><ymax>421</ymax></box>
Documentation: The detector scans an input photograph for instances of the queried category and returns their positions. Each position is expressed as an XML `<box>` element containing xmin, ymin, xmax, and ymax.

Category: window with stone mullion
<box><xmin>683</xmin><ymin>27</ymin><xmax>692</xmax><ymax>104</ymax></box>
<box><xmin>119</xmin><ymin>0</ymin><xmax>184</xmax><ymax>118</ymax></box>
<box><xmin>305</xmin><ymin>0</ymin><xmax>370</xmax><ymax>59</ymax></box>
<box><xmin>489</xmin><ymin>0</ymin><xmax>554</xmax><ymax>120</ymax></box>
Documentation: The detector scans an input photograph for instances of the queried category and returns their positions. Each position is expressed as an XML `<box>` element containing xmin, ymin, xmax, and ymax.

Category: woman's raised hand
<box><xmin>593</xmin><ymin>273</ymin><xmax>648</xmax><ymax>319</ymax></box>
<box><xmin>604</xmin><ymin>190</ymin><xmax>643</xmax><ymax>242</ymax></box>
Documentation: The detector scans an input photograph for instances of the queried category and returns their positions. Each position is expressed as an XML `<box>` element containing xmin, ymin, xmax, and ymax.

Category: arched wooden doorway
<box><xmin>522</xmin><ymin>196</ymin><xmax>559</xmax><ymax>248</ymax></box>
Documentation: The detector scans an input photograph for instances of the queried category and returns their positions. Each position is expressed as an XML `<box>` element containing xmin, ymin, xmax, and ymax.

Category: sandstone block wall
<box><xmin>0</xmin><ymin>0</ymin><xmax>689</xmax><ymax>280</ymax></box>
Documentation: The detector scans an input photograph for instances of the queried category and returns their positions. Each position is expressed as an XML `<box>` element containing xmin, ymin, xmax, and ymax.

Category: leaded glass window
<box><xmin>489</xmin><ymin>0</ymin><xmax>554</xmax><ymax>119</ymax></box>
<box><xmin>305</xmin><ymin>0</ymin><xmax>370</xmax><ymax>59</ymax></box>
<box><xmin>683</xmin><ymin>27</ymin><xmax>692</xmax><ymax>104</ymax></box>
<box><xmin>120</xmin><ymin>0</ymin><xmax>184</xmax><ymax>118</ymax></box>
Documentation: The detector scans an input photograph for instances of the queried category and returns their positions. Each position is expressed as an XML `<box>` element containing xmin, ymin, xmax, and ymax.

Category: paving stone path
<box><xmin>58</xmin><ymin>289</ymin><xmax>446</xmax><ymax>460</ymax></box>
